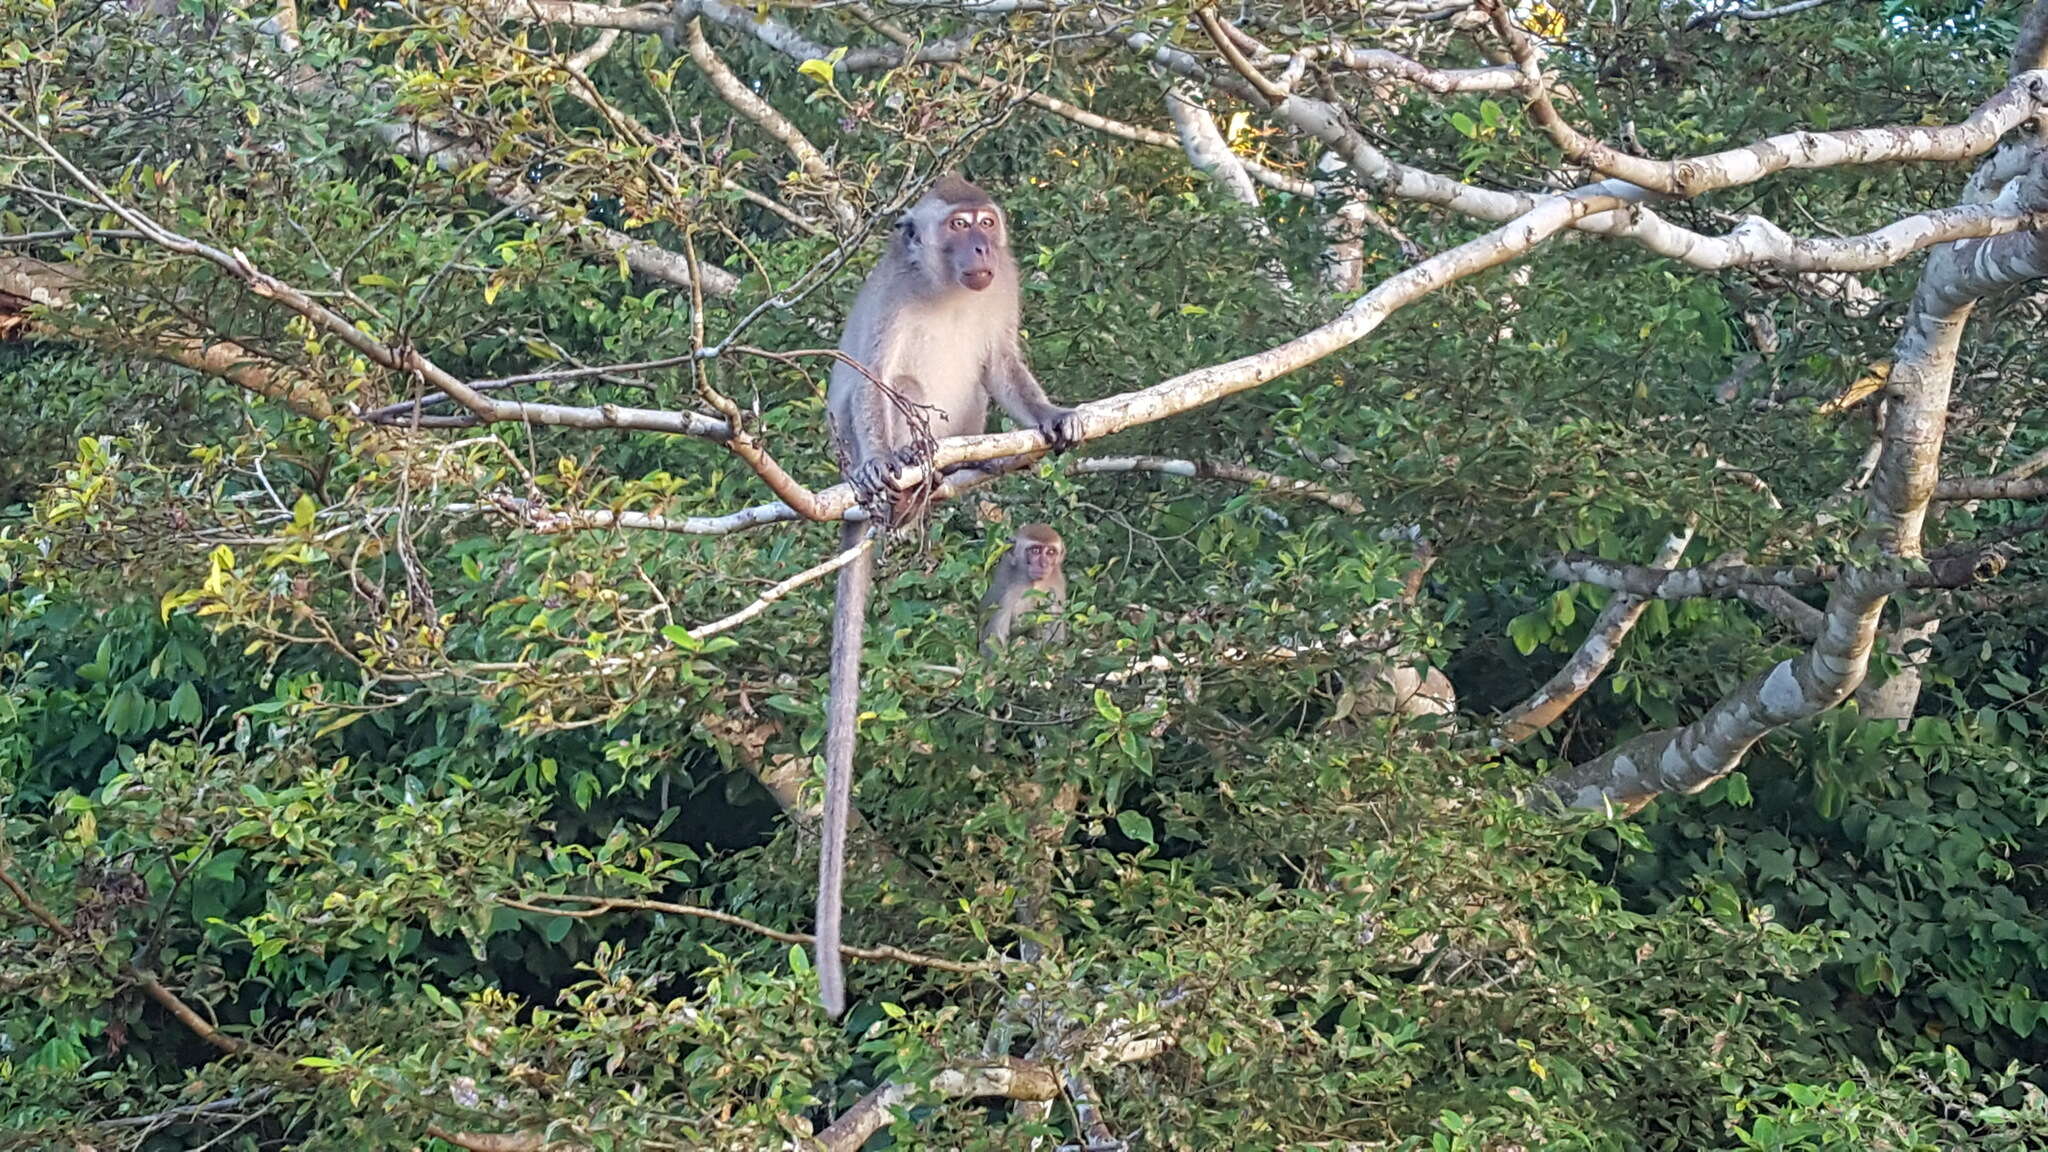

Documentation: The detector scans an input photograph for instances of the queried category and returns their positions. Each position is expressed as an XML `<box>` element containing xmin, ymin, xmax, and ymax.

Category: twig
<box><xmin>685</xmin><ymin>534</ymin><xmax>872</xmax><ymax>640</ymax></box>
<box><xmin>1067</xmin><ymin>455</ymin><xmax>1364</xmax><ymax>513</ymax></box>
<box><xmin>498</xmin><ymin>894</ymin><xmax>999</xmax><ymax>973</ymax></box>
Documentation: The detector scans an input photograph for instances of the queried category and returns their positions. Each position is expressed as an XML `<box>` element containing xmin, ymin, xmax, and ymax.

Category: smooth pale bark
<box><xmin>1542</xmin><ymin>125</ymin><xmax>2048</xmax><ymax>810</ymax></box>
<box><xmin>1499</xmin><ymin>527</ymin><xmax>1695</xmax><ymax>747</ymax></box>
<box><xmin>1854</xmin><ymin>612</ymin><xmax>1943</xmax><ymax>723</ymax></box>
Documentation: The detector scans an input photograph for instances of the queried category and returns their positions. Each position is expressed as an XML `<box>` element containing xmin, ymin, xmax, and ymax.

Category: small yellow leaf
<box><xmin>1817</xmin><ymin>359</ymin><xmax>1892</xmax><ymax>416</ymax></box>
<box><xmin>797</xmin><ymin>57</ymin><xmax>835</xmax><ymax>85</ymax></box>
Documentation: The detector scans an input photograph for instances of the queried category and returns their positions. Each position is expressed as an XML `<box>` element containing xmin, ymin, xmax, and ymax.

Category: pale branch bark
<box><xmin>1316</xmin><ymin>153</ymin><xmax>1424</xmax><ymax>275</ymax></box>
<box><xmin>682</xmin><ymin>17</ymin><xmax>855</xmax><ymax>229</ymax></box>
<box><xmin>371</xmin><ymin>123</ymin><xmax>741</xmax><ymax>297</ymax></box>
<box><xmin>360</xmin><ymin>353</ymin><xmax>730</xmax><ymax>429</ymax></box>
<box><xmin>1685</xmin><ymin>0</ymin><xmax>1839</xmax><ymax>31</ymax></box>
<box><xmin>498</xmin><ymin>493</ymin><xmax>807</xmax><ymax>535</ymax></box>
<box><xmin>1545</xmin><ymin>549</ymin><xmax>2011</xmax><ymax>599</ymax></box>
<box><xmin>1066</xmin><ymin>455</ymin><xmax>1366</xmax><ymax>513</ymax></box>
<box><xmin>1284</xmin><ymin>44</ymin><xmax>1522</xmax><ymax>93</ymax></box>
<box><xmin>471</xmin><ymin>0</ymin><xmax>672</xmax><ymax>32</ymax></box>
<box><xmin>1735</xmin><ymin>586</ymin><xmax>1826</xmax><ymax>640</ymax></box>
<box><xmin>813</xmin><ymin>1062</ymin><xmax>1062</xmax><ymax>1152</ymax></box>
<box><xmin>1539</xmin><ymin>59</ymin><xmax>2048</xmax><ymax>810</ymax></box>
<box><xmin>671</xmin><ymin>0</ymin><xmax>966</xmax><ymax>70</ymax></box>
<box><xmin>1164</xmin><ymin>85</ymin><xmax>1268</xmax><ymax>209</ymax></box>
<box><xmin>1853</xmin><ymin>611</ymin><xmax>1941</xmax><ymax>723</ymax></box>
<box><xmin>1284</xmin><ymin>92</ymin><xmax>2048</xmax><ymax>270</ymax></box>
<box><xmin>498</xmin><ymin>462</ymin><xmax>1018</xmax><ymax>537</ymax></box>
<box><xmin>1921</xmin><ymin>580</ymin><xmax>2048</xmax><ymax>617</ymax></box>
<box><xmin>1496</xmin><ymin>525</ymin><xmax>1695</xmax><ymax>747</ymax></box>
<box><xmin>1935</xmin><ymin>474</ymin><xmax>2048</xmax><ymax>501</ymax></box>
<box><xmin>685</xmin><ymin>535</ymin><xmax>871</xmax><ymax>640</ymax></box>
<box><xmin>1490</xmin><ymin>3</ymin><xmax>2048</xmax><ymax>198</ymax></box>
<box><xmin>1990</xmin><ymin>443</ymin><xmax>2048</xmax><ymax>485</ymax></box>
<box><xmin>1162</xmin><ymin>84</ymin><xmax>1296</xmax><ymax>294</ymax></box>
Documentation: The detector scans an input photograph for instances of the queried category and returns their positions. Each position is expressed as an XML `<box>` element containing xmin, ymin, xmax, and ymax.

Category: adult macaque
<box><xmin>979</xmin><ymin>523</ymin><xmax>1069</xmax><ymax>655</ymax></box>
<box><xmin>813</xmin><ymin>174</ymin><xmax>1083</xmax><ymax>1017</ymax></box>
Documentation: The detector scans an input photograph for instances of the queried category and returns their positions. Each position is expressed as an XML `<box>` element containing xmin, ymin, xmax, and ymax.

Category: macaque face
<box><xmin>940</xmin><ymin>205</ymin><xmax>1003</xmax><ymax>291</ymax></box>
<box><xmin>1022</xmin><ymin>538</ymin><xmax>1062</xmax><ymax>583</ymax></box>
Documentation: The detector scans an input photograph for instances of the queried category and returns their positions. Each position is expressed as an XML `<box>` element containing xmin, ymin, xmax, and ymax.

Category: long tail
<box><xmin>816</xmin><ymin>520</ymin><xmax>872</xmax><ymax>1018</ymax></box>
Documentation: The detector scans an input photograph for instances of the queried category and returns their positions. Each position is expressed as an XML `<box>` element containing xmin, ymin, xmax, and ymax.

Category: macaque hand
<box><xmin>1036</xmin><ymin>407</ymin><xmax>1083</xmax><ymax>454</ymax></box>
<box><xmin>850</xmin><ymin>456</ymin><xmax>902</xmax><ymax>512</ymax></box>
<box><xmin>850</xmin><ymin>447</ymin><xmax>931</xmax><ymax>511</ymax></box>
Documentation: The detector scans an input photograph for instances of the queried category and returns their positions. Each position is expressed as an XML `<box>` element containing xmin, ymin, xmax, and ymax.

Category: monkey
<box><xmin>979</xmin><ymin>523</ymin><xmax>1068</xmax><ymax>656</ymax></box>
<box><xmin>813</xmin><ymin>173</ymin><xmax>1083</xmax><ymax>1017</ymax></box>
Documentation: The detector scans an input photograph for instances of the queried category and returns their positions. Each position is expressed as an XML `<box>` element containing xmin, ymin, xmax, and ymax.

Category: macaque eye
<box><xmin>980</xmin><ymin>213</ymin><xmax>998</xmax><ymax>229</ymax></box>
<box><xmin>949</xmin><ymin>216</ymin><xmax>969</xmax><ymax>231</ymax></box>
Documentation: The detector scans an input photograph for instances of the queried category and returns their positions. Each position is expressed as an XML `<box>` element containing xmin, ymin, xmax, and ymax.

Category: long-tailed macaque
<box><xmin>814</xmin><ymin>174</ymin><xmax>1082</xmax><ymax>1017</ymax></box>
<box><xmin>980</xmin><ymin>523</ymin><xmax>1069</xmax><ymax>655</ymax></box>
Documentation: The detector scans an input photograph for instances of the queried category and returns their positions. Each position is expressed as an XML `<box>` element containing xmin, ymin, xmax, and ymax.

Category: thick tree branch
<box><xmin>1935</xmin><ymin>474</ymin><xmax>2048</xmax><ymax>501</ymax></box>
<box><xmin>1539</xmin><ymin>40</ymin><xmax>2048</xmax><ymax>809</ymax></box>
<box><xmin>1489</xmin><ymin>2</ymin><xmax>2048</xmax><ymax>198</ymax></box>
<box><xmin>1497</xmin><ymin>525</ymin><xmax>1694</xmax><ymax>747</ymax></box>
<box><xmin>1542</xmin><ymin>551</ymin><xmax>2013</xmax><ymax>599</ymax></box>
<box><xmin>813</xmin><ymin>1062</ymin><xmax>1061</xmax><ymax>1152</ymax></box>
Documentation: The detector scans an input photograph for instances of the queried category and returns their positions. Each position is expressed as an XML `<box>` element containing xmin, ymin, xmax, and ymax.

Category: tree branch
<box><xmin>684</xmin><ymin>534</ymin><xmax>871</xmax><ymax>641</ymax></box>
<box><xmin>1537</xmin><ymin>30</ymin><xmax>2048</xmax><ymax>809</ymax></box>
<box><xmin>1066</xmin><ymin>454</ymin><xmax>1365</xmax><ymax>513</ymax></box>
<box><xmin>1489</xmin><ymin>1</ymin><xmax>2048</xmax><ymax>198</ymax></box>
<box><xmin>498</xmin><ymin>894</ymin><xmax>996</xmax><ymax>973</ymax></box>
<box><xmin>1544</xmin><ymin>549</ymin><xmax>2011</xmax><ymax>599</ymax></box>
<box><xmin>813</xmin><ymin>1062</ymin><xmax>1061</xmax><ymax>1152</ymax></box>
<box><xmin>1497</xmin><ymin>525</ymin><xmax>1694</xmax><ymax>746</ymax></box>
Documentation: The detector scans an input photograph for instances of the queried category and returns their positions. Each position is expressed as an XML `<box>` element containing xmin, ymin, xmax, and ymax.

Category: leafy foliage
<box><xmin>3</xmin><ymin>0</ymin><xmax>2048</xmax><ymax>1148</ymax></box>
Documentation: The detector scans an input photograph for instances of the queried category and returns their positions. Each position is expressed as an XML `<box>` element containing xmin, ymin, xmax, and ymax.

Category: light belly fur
<box><xmin>883</xmin><ymin>297</ymin><xmax>994</xmax><ymax>440</ymax></box>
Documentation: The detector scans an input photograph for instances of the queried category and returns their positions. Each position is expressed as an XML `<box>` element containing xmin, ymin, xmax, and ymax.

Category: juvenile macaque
<box><xmin>812</xmin><ymin>174</ymin><xmax>1083</xmax><ymax>1017</ymax></box>
<box><xmin>979</xmin><ymin>523</ymin><xmax>1069</xmax><ymax>655</ymax></box>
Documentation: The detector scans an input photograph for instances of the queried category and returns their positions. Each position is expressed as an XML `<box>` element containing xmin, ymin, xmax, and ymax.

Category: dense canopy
<box><xmin>5</xmin><ymin>0</ymin><xmax>2048</xmax><ymax>1148</ymax></box>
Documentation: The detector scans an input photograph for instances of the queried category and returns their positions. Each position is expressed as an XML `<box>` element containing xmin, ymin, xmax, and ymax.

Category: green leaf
<box><xmin>167</xmin><ymin>681</ymin><xmax>202</xmax><ymax>724</ymax></box>
<box><xmin>1094</xmin><ymin>689</ymin><xmax>1123</xmax><ymax>724</ymax></box>
<box><xmin>1115</xmin><ymin>809</ymin><xmax>1155</xmax><ymax>847</ymax></box>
